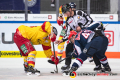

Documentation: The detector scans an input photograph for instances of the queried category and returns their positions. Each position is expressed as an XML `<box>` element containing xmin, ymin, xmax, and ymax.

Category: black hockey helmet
<box><xmin>61</xmin><ymin>3</ymin><xmax>71</xmax><ymax>14</ymax></box>
<box><xmin>52</xmin><ymin>26</ymin><xmax>58</xmax><ymax>36</ymax></box>
<box><xmin>69</xmin><ymin>2</ymin><xmax>76</xmax><ymax>8</ymax></box>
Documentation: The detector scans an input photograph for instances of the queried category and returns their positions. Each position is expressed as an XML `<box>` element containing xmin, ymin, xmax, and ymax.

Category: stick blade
<box><xmin>48</xmin><ymin>60</ymin><xmax>55</xmax><ymax>64</ymax></box>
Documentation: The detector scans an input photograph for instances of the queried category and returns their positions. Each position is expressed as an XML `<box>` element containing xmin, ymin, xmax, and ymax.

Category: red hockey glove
<box><xmin>68</xmin><ymin>31</ymin><xmax>77</xmax><ymax>40</ymax></box>
<box><xmin>49</xmin><ymin>33</ymin><xmax>56</xmax><ymax>42</ymax></box>
<box><xmin>57</xmin><ymin>16</ymin><xmax>63</xmax><ymax>26</ymax></box>
<box><xmin>48</xmin><ymin>55</ymin><xmax>59</xmax><ymax>65</ymax></box>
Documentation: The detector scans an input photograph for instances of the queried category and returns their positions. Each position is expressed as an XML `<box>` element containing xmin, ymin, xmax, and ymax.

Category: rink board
<box><xmin>0</xmin><ymin>21</ymin><xmax>120</xmax><ymax>58</ymax></box>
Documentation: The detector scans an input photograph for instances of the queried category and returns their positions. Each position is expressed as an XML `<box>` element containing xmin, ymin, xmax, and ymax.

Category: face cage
<box><xmin>62</xmin><ymin>9</ymin><xmax>71</xmax><ymax>14</ymax></box>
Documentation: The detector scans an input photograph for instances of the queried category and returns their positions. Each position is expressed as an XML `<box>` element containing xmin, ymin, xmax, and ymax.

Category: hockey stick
<box><xmin>103</xmin><ymin>23</ymin><xmax>109</xmax><ymax>30</ymax></box>
<box><xmin>58</xmin><ymin>55</ymin><xmax>71</xmax><ymax>63</ymax></box>
<box><xmin>51</xmin><ymin>26</ymin><xmax>58</xmax><ymax>73</ymax></box>
<box><xmin>52</xmin><ymin>42</ymin><xmax>58</xmax><ymax>73</ymax></box>
<box><xmin>58</xmin><ymin>51</ymin><xmax>74</xmax><ymax>63</ymax></box>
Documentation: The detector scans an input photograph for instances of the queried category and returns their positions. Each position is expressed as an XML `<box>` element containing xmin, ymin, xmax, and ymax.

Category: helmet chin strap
<box><xmin>70</xmin><ymin>10</ymin><xmax>74</xmax><ymax>17</ymax></box>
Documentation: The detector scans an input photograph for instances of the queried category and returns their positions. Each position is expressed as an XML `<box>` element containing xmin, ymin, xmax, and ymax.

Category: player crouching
<box><xmin>67</xmin><ymin>22</ymin><xmax>111</xmax><ymax>75</ymax></box>
<box><xmin>13</xmin><ymin>21</ymin><xmax>59</xmax><ymax>76</ymax></box>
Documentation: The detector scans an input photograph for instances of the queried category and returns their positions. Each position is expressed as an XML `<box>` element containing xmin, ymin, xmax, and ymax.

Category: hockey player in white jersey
<box><xmin>55</xmin><ymin>3</ymin><xmax>93</xmax><ymax>72</ymax></box>
<box><xmin>56</xmin><ymin>2</ymin><xmax>77</xmax><ymax>61</ymax></box>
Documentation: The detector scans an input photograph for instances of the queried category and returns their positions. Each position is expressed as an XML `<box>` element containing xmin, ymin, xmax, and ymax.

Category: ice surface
<box><xmin>0</xmin><ymin>58</ymin><xmax>120</xmax><ymax>80</ymax></box>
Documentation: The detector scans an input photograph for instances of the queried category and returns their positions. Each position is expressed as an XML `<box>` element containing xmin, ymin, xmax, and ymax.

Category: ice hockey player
<box><xmin>56</xmin><ymin>2</ymin><xmax>77</xmax><ymax>60</ymax></box>
<box><xmin>55</xmin><ymin>3</ymin><xmax>93</xmax><ymax>72</ymax></box>
<box><xmin>68</xmin><ymin>21</ymin><xmax>111</xmax><ymax>74</ymax></box>
<box><xmin>13</xmin><ymin>21</ymin><xmax>59</xmax><ymax>76</ymax></box>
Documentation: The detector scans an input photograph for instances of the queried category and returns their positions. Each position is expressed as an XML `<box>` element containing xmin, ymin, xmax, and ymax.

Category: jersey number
<box><xmin>82</xmin><ymin>33</ymin><xmax>90</xmax><ymax>39</ymax></box>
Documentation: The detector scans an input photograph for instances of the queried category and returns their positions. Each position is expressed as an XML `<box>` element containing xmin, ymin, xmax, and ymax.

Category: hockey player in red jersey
<box><xmin>14</xmin><ymin>21</ymin><xmax>59</xmax><ymax>75</ymax></box>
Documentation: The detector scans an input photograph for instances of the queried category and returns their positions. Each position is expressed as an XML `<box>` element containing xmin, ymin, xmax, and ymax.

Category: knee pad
<box><xmin>57</xmin><ymin>42</ymin><xmax>65</xmax><ymax>50</ymax></box>
<box><xmin>57</xmin><ymin>36</ymin><xmax>65</xmax><ymax>50</ymax></box>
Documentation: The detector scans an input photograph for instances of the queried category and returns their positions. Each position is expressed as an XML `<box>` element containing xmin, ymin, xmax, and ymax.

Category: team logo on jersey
<box><xmin>23</xmin><ymin>0</ymin><xmax>37</xmax><ymax>7</ymax></box>
<box><xmin>44</xmin><ymin>40</ymin><xmax>49</xmax><ymax>43</ymax></box>
<box><xmin>78</xmin><ymin>16</ymin><xmax>80</xmax><ymax>19</ymax></box>
<box><xmin>37</xmin><ymin>39</ymin><xmax>42</xmax><ymax>44</ymax></box>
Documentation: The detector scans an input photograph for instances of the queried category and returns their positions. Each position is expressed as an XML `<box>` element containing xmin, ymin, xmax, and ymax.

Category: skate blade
<box><xmin>62</xmin><ymin>73</ymin><xmax>69</xmax><ymax>76</ymax></box>
<box><xmin>61</xmin><ymin>69</ymin><xmax>69</xmax><ymax>73</ymax></box>
<box><xmin>35</xmin><ymin>72</ymin><xmax>41</xmax><ymax>76</ymax></box>
<box><xmin>25</xmin><ymin>71</ymin><xmax>28</xmax><ymax>73</ymax></box>
<box><xmin>61</xmin><ymin>70</ymin><xmax>64</xmax><ymax>73</ymax></box>
<box><xmin>89</xmin><ymin>60</ymin><xmax>94</xmax><ymax>62</ymax></box>
<box><xmin>27</xmin><ymin>72</ymin><xmax>32</xmax><ymax>76</ymax></box>
<box><xmin>27</xmin><ymin>72</ymin><xmax>40</xmax><ymax>76</ymax></box>
<box><xmin>94</xmin><ymin>70</ymin><xmax>101</xmax><ymax>72</ymax></box>
<box><xmin>100</xmin><ymin>70</ymin><xmax>111</xmax><ymax>73</ymax></box>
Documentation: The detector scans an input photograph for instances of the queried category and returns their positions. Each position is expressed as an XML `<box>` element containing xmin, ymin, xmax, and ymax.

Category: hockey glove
<box><xmin>48</xmin><ymin>55</ymin><xmax>59</xmax><ymax>65</ymax></box>
<box><xmin>49</xmin><ymin>33</ymin><xmax>56</xmax><ymax>42</ymax></box>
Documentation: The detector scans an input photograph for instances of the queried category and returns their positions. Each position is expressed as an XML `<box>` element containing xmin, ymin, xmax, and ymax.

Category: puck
<box><xmin>51</xmin><ymin>71</ymin><xmax>54</xmax><ymax>74</ymax></box>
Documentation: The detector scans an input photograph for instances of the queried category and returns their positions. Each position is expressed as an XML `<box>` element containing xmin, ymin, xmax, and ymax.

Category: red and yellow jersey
<box><xmin>18</xmin><ymin>21</ymin><xmax>52</xmax><ymax>45</ymax></box>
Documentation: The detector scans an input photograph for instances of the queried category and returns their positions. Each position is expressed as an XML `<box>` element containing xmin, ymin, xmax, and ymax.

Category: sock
<box><xmin>24</xmin><ymin>56</ymin><xmax>28</xmax><ymax>68</ymax></box>
<box><xmin>27</xmin><ymin>51</ymin><xmax>36</xmax><ymax>67</ymax></box>
<box><xmin>99</xmin><ymin>57</ymin><xmax>108</xmax><ymax>67</ymax></box>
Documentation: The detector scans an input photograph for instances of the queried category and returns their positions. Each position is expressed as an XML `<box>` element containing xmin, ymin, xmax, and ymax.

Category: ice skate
<box><xmin>61</xmin><ymin>65</ymin><xmax>70</xmax><ymax>76</ymax></box>
<box><xmin>62</xmin><ymin>70</ymin><xmax>69</xmax><ymax>76</ymax></box>
<box><xmin>94</xmin><ymin>65</ymin><xmax>102</xmax><ymax>71</ymax></box>
<box><xmin>61</xmin><ymin>65</ymin><xmax>70</xmax><ymax>71</ymax></box>
<box><xmin>62</xmin><ymin>68</ymin><xmax>70</xmax><ymax>76</ymax></box>
<box><xmin>69</xmin><ymin>66</ymin><xmax>78</xmax><ymax>73</ymax></box>
<box><xmin>101</xmin><ymin>64</ymin><xmax>111</xmax><ymax>72</ymax></box>
<box><xmin>23</xmin><ymin>64</ymin><xmax>28</xmax><ymax>73</ymax></box>
<box><xmin>88</xmin><ymin>57</ymin><xmax>94</xmax><ymax>62</ymax></box>
<box><xmin>27</xmin><ymin>66</ymin><xmax>40</xmax><ymax>76</ymax></box>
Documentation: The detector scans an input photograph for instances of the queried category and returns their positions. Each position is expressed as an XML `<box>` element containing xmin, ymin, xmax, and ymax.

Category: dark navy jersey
<box><xmin>74</xmin><ymin>21</ymin><xmax>104</xmax><ymax>56</ymax></box>
<box><xmin>75</xmin><ymin>29</ymin><xmax>94</xmax><ymax>50</ymax></box>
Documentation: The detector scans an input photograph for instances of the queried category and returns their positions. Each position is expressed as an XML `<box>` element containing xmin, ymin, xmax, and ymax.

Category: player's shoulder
<box><xmin>75</xmin><ymin>10</ymin><xmax>83</xmax><ymax>15</ymax></box>
<box><xmin>18</xmin><ymin>25</ymin><xmax>26</xmax><ymax>28</ymax></box>
<box><xmin>65</xmin><ymin>16</ymin><xmax>71</xmax><ymax>24</ymax></box>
